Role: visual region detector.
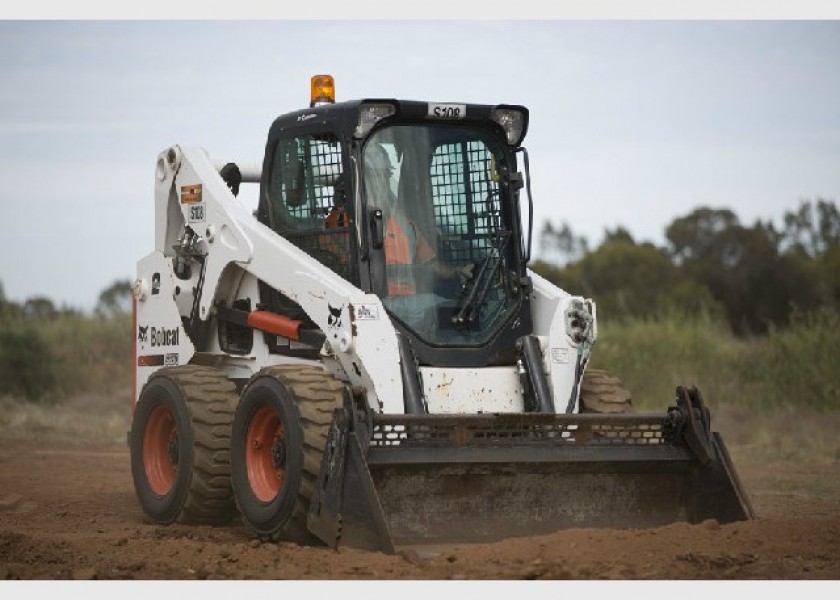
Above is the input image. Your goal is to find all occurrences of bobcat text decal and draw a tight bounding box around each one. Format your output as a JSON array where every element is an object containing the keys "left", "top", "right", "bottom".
[{"left": 138, "top": 326, "right": 180, "bottom": 347}]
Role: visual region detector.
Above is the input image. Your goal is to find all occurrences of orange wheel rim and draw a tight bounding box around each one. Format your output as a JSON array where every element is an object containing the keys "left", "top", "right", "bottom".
[
  {"left": 246, "top": 405, "right": 285, "bottom": 502},
  {"left": 143, "top": 404, "right": 178, "bottom": 495}
]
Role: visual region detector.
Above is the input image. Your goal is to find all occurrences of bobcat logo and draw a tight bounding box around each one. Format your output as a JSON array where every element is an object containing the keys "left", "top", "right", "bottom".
[
  {"left": 327, "top": 304, "right": 342, "bottom": 328},
  {"left": 138, "top": 325, "right": 149, "bottom": 342}
]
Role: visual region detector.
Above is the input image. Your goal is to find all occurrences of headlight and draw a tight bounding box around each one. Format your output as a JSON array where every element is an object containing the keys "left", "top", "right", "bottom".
[{"left": 490, "top": 107, "right": 527, "bottom": 146}]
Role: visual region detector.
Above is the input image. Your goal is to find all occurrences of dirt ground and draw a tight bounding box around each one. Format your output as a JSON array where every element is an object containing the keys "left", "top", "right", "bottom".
[{"left": 0, "top": 396, "right": 839, "bottom": 582}]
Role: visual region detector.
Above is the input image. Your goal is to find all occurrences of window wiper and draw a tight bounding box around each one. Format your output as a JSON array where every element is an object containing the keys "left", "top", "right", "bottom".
[{"left": 451, "top": 231, "right": 510, "bottom": 329}]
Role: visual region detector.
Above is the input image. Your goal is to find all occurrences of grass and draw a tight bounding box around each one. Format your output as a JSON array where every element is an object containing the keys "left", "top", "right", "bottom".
[
  {"left": 0, "top": 312, "right": 132, "bottom": 402},
  {"left": 589, "top": 309, "right": 840, "bottom": 466},
  {"left": 590, "top": 307, "right": 840, "bottom": 413},
  {"left": 4, "top": 308, "right": 837, "bottom": 413},
  {"left": 749, "top": 307, "right": 840, "bottom": 411},
  {"left": 1, "top": 308, "right": 838, "bottom": 462},
  {"left": 0, "top": 392, "right": 131, "bottom": 446},
  {"left": 0, "top": 311, "right": 133, "bottom": 445},
  {"left": 589, "top": 312, "right": 744, "bottom": 412}
]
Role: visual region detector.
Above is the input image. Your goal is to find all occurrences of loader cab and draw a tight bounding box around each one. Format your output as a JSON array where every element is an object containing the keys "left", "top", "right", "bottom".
[{"left": 258, "top": 97, "right": 534, "bottom": 367}]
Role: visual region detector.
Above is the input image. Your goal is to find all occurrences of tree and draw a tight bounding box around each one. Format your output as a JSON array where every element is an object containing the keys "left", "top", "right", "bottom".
[
  {"left": 23, "top": 296, "right": 56, "bottom": 319},
  {"left": 665, "top": 207, "right": 740, "bottom": 264},
  {"left": 533, "top": 234, "right": 722, "bottom": 321},
  {"left": 538, "top": 220, "right": 589, "bottom": 264},
  {"left": 666, "top": 208, "right": 822, "bottom": 334},
  {"left": 781, "top": 198, "right": 840, "bottom": 257},
  {"left": 96, "top": 279, "right": 133, "bottom": 317},
  {"left": 815, "top": 198, "right": 840, "bottom": 252},
  {"left": 817, "top": 244, "right": 840, "bottom": 308},
  {"left": 0, "top": 280, "right": 22, "bottom": 320},
  {"left": 601, "top": 226, "right": 635, "bottom": 246}
]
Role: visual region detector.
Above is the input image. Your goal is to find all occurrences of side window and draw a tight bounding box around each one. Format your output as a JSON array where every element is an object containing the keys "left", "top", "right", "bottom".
[
  {"left": 266, "top": 132, "right": 353, "bottom": 282},
  {"left": 430, "top": 140, "right": 501, "bottom": 265},
  {"left": 268, "top": 133, "right": 345, "bottom": 232}
]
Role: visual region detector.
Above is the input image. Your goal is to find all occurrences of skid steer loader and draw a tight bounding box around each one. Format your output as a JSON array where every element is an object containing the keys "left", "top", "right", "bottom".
[{"left": 129, "top": 75, "right": 753, "bottom": 552}]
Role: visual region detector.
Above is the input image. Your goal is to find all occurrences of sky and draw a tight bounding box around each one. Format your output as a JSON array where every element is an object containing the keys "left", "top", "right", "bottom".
[{"left": 1, "top": 16, "right": 839, "bottom": 310}]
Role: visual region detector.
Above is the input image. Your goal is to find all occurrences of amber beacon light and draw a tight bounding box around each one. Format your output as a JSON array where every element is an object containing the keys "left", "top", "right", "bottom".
[{"left": 310, "top": 74, "right": 336, "bottom": 107}]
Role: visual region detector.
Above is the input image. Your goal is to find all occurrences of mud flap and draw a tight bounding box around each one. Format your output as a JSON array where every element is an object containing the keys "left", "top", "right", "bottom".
[{"left": 308, "top": 390, "right": 754, "bottom": 553}]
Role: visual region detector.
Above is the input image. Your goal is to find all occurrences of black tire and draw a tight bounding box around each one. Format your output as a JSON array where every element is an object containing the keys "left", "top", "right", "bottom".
[
  {"left": 578, "top": 368, "right": 634, "bottom": 414},
  {"left": 129, "top": 365, "right": 238, "bottom": 525},
  {"left": 230, "top": 365, "right": 344, "bottom": 543}
]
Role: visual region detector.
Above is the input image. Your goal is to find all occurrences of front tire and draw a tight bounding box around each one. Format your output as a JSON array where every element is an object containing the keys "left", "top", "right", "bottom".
[
  {"left": 231, "top": 365, "right": 344, "bottom": 544},
  {"left": 129, "top": 366, "right": 238, "bottom": 525}
]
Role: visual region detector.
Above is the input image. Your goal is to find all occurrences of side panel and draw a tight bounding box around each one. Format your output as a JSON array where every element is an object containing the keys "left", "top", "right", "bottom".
[
  {"left": 528, "top": 269, "right": 595, "bottom": 414},
  {"left": 133, "top": 251, "right": 196, "bottom": 408}
]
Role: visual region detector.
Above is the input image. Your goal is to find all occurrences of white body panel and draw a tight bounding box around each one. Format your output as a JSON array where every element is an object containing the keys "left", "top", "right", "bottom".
[
  {"left": 421, "top": 366, "right": 524, "bottom": 413},
  {"left": 528, "top": 269, "right": 597, "bottom": 414},
  {"left": 134, "top": 252, "right": 196, "bottom": 403}
]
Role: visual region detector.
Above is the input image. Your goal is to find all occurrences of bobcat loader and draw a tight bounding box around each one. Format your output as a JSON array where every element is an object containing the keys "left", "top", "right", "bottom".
[{"left": 129, "top": 75, "right": 753, "bottom": 552}]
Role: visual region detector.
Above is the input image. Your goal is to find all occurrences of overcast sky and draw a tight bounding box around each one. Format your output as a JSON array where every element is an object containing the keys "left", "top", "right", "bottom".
[{"left": 1, "top": 19, "right": 838, "bottom": 310}]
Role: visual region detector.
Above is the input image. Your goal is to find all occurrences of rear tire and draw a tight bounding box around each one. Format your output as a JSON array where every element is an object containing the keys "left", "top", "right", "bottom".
[
  {"left": 129, "top": 366, "right": 238, "bottom": 525},
  {"left": 579, "top": 368, "right": 634, "bottom": 414},
  {"left": 230, "top": 365, "right": 344, "bottom": 543}
]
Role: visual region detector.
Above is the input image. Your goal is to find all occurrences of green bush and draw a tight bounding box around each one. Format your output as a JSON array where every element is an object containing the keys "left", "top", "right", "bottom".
[
  {"left": 2, "top": 295, "right": 837, "bottom": 417},
  {"left": 590, "top": 308, "right": 840, "bottom": 412},
  {"left": 589, "top": 311, "right": 744, "bottom": 411},
  {"left": 40, "top": 312, "right": 132, "bottom": 397},
  {"left": 0, "top": 312, "right": 131, "bottom": 403},
  {"left": 0, "top": 323, "right": 57, "bottom": 401},
  {"left": 746, "top": 307, "right": 840, "bottom": 410}
]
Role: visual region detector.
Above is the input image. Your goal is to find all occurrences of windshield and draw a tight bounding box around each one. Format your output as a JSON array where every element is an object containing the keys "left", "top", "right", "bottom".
[{"left": 364, "top": 124, "right": 519, "bottom": 347}]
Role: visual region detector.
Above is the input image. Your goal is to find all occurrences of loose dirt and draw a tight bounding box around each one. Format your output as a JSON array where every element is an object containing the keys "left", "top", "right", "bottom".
[{"left": 0, "top": 397, "right": 839, "bottom": 581}]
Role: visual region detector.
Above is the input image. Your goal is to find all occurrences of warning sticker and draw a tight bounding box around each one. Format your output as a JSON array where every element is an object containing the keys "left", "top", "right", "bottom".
[
  {"left": 551, "top": 348, "right": 570, "bottom": 364},
  {"left": 181, "top": 184, "right": 202, "bottom": 204},
  {"left": 353, "top": 304, "right": 379, "bottom": 320}
]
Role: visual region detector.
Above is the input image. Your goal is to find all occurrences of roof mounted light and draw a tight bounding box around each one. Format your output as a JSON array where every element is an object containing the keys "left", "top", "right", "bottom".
[
  {"left": 490, "top": 106, "right": 527, "bottom": 146},
  {"left": 310, "top": 74, "right": 335, "bottom": 107},
  {"left": 354, "top": 102, "right": 396, "bottom": 138}
]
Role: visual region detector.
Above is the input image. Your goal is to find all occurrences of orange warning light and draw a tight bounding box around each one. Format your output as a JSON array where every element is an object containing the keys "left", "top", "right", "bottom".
[{"left": 310, "top": 74, "right": 335, "bottom": 107}]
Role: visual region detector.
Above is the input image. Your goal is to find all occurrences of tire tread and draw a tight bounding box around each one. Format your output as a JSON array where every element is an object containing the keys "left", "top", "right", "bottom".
[
  {"left": 153, "top": 365, "right": 238, "bottom": 524},
  {"left": 578, "top": 368, "right": 634, "bottom": 414},
  {"left": 247, "top": 365, "right": 344, "bottom": 543}
]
